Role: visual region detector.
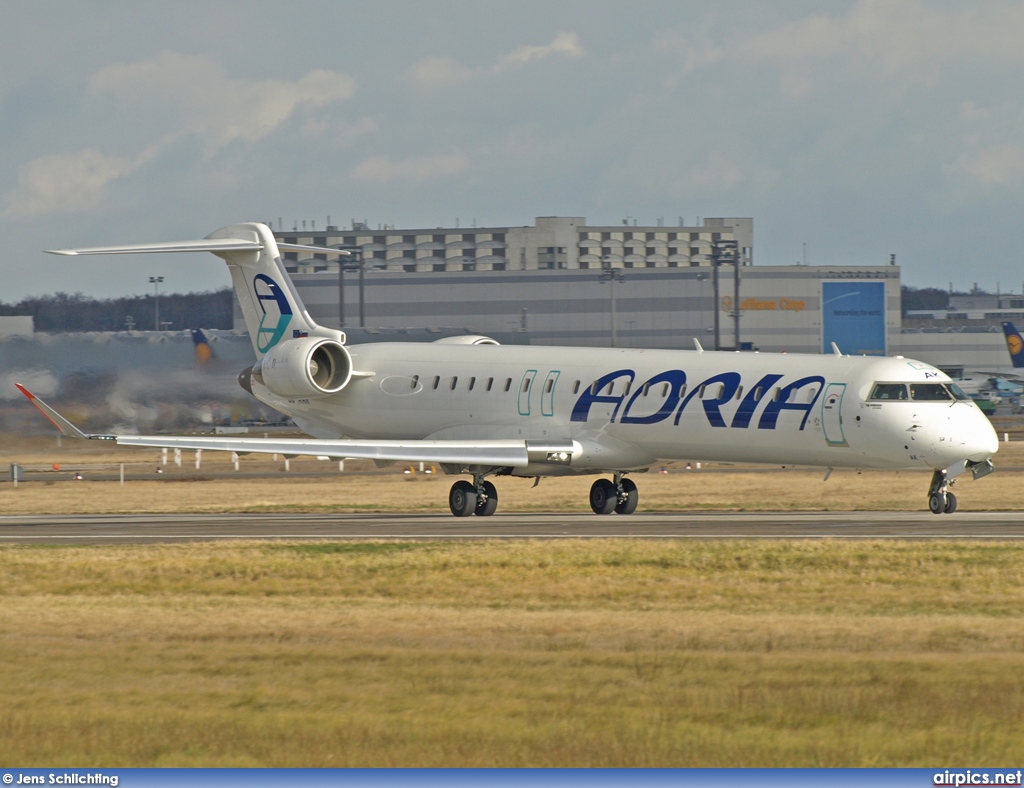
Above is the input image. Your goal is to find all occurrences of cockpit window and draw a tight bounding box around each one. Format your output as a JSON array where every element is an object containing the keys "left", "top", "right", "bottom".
[
  {"left": 910, "top": 383, "right": 952, "bottom": 401},
  {"left": 947, "top": 383, "right": 970, "bottom": 401},
  {"left": 870, "top": 383, "right": 908, "bottom": 400}
]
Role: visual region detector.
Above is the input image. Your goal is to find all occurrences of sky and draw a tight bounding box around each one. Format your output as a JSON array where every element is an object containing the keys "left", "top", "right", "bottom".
[{"left": 3, "top": 0, "right": 1024, "bottom": 301}]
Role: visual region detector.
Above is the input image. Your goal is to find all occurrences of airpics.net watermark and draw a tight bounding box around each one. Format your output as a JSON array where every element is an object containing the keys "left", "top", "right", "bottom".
[
  {"left": 3, "top": 776, "right": 118, "bottom": 787},
  {"left": 935, "top": 771, "right": 1024, "bottom": 786}
]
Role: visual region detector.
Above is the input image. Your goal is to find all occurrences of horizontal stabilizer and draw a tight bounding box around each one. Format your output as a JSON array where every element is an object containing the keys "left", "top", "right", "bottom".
[
  {"left": 46, "top": 239, "right": 350, "bottom": 257},
  {"left": 45, "top": 239, "right": 264, "bottom": 256}
]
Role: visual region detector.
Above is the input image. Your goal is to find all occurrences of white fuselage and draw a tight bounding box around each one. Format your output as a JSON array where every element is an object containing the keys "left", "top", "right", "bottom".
[{"left": 248, "top": 343, "right": 998, "bottom": 475}]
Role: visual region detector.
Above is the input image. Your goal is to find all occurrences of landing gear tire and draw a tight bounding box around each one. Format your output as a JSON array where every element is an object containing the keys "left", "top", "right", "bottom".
[
  {"left": 449, "top": 480, "right": 477, "bottom": 517},
  {"left": 928, "top": 492, "right": 946, "bottom": 515},
  {"left": 474, "top": 480, "right": 498, "bottom": 517},
  {"left": 615, "top": 478, "right": 639, "bottom": 515},
  {"left": 590, "top": 479, "right": 617, "bottom": 515},
  {"left": 944, "top": 492, "right": 958, "bottom": 514}
]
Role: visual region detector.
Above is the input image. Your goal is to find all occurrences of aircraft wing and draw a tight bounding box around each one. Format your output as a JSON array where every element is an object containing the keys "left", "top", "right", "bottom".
[
  {"left": 16, "top": 384, "right": 575, "bottom": 468},
  {"left": 962, "top": 370, "right": 1024, "bottom": 385}
]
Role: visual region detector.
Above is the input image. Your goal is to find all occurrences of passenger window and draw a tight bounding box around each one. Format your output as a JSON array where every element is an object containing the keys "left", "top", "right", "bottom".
[
  {"left": 432, "top": 376, "right": 440, "bottom": 390},
  {"left": 486, "top": 377, "right": 494, "bottom": 391},
  {"left": 605, "top": 381, "right": 614, "bottom": 394},
  {"left": 573, "top": 380, "right": 581, "bottom": 394},
  {"left": 698, "top": 385, "right": 706, "bottom": 399},
  {"left": 735, "top": 386, "right": 744, "bottom": 401},
  {"left": 545, "top": 379, "right": 554, "bottom": 393},
  {"left": 754, "top": 386, "right": 763, "bottom": 400},
  {"left": 870, "top": 383, "right": 908, "bottom": 401},
  {"left": 910, "top": 383, "right": 952, "bottom": 401},
  {"left": 450, "top": 377, "right": 458, "bottom": 390},
  {"left": 623, "top": 381, "right": 631, "bottom": 396},
  {"left": 591, "top": 382, "right": 598, "bottom": 395},
  {"left": 522, "top": 378, "right": 531, "bottom": 393},
  {"left": 772, "top": 387, "right": 781, "bottom": 402},
  {"left": 642, "top": 383, "right": 650, "bottom": 397},
  {"left": 411, "top": 375, "right": 419, "bottom": 389},
  {"left": 468, "top": 377, "right": 476, "bottom": 391},
  {"left": 505, "top": 378, "right": 512, "bottom": 392}
]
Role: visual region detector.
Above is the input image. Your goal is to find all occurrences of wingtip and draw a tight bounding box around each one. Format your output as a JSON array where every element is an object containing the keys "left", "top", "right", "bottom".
[
  {"left": 45, "top": 249, "right": 78, "bottom": 256},
  {"left": 14, "top": 382, "right": 32, "bottom": 399}
]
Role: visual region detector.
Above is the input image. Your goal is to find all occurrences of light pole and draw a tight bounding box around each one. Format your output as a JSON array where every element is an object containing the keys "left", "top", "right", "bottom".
[
  {"left": 149, "top": 276, "right": 164, "bottom": 331},
  {"left": 599, "top": 263, "right": 625, "bottom": 347}
]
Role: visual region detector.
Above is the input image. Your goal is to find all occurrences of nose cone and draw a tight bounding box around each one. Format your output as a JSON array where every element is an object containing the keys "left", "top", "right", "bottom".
[{"left": 964, "top": 408, "right": 999, "bottom": 462}]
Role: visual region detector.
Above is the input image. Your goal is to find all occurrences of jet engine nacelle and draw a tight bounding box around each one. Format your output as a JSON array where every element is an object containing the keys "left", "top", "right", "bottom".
[{"left": 251, "top": 338, "right": 353, "bottom": 399}]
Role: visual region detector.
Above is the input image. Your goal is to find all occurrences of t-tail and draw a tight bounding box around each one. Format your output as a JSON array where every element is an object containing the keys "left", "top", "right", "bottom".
[
  {"left": 47, "top": 223, "right": 356, "bottom": 398},
  {"left": 1001, "top": 321, "right": 1024, "bottom": 368}
]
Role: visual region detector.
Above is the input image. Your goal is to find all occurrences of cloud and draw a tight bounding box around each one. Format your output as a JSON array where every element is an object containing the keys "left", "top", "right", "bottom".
[
  {"left": 661, "top": 1, "right": 1024, "bottom": 95},
  {"left": 951, "top": 144, "right": 1024, "bottom": 187},
  {"left": 351, "top": 152, "right": 469, "bottom": 185},
  {"left": 407, "top": 56, "right": 474, "bottom": 91},
  {"left": 3, "top": 147, "right": 153, "bottom": 220},
  {"left": 407, "top": 32, "right": 583, "bottom": 92},
  {"left": 3, "top": 53, "right": 357, "bottom": 220},
  {"left": 494, "top": 32, "right": 583, "bottom": 72},
  {"left": 88, "top": 53, "right": 356, "bottom": 152}
]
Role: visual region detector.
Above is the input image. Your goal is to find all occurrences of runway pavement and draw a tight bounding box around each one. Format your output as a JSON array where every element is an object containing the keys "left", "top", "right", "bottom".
[{"left": 0, "top": 510, "right": 1022, "bottom": 543}]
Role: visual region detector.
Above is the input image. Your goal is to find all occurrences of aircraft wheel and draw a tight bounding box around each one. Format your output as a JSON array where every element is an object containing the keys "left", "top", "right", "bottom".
[
  {"left": 944, "top": 492, "right": 958, "bottom": 514},
  {"left": 589, "top": 478, "right": 617, "bottom": 515},
  {"left": 928, "top": 492, "right": 946, "bottom": 515},
  {"left": 449, "top": 480, "right": 477, "bottom": 517},
  {"left": 474, "top": 481, "right": 498, "bottom": 516},
  {"left": 615, "top": 478, "right": 639, "bottom": 515}
]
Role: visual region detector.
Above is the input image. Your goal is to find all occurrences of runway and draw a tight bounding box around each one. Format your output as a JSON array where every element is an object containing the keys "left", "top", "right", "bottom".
[{"left": 0, "top": 510, "right": 1022, "bottom": 542}]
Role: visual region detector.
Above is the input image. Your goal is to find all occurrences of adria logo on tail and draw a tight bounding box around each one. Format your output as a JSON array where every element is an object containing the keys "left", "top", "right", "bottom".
[{"left": 253, "top": 274, "right": 293, "bottom": 352}]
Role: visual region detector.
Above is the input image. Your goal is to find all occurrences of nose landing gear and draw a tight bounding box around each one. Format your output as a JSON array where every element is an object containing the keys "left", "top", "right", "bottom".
[
  {"left": 927, "top": 470, "right": 957, "bottom": 515},
  {"left": 589, "top": 473, "right": 639, "bottom": 515}
]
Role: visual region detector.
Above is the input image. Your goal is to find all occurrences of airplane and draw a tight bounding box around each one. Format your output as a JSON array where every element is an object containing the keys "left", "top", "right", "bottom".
[
  {"left": 961, "top": 321, "right": 1024, "bottom": 385},
  {"left": 19, "top": 222, "right": 999, "bottom": 516}
]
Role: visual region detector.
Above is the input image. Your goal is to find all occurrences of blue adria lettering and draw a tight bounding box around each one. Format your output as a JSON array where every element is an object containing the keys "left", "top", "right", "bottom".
[{"left": 570, "top": 369, "right": 826, "bottom": 431}]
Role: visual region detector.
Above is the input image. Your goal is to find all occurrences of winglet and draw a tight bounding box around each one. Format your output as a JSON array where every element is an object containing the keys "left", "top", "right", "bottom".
[{"left": 15, "top": 384, "right": 114, "bottom": 441}]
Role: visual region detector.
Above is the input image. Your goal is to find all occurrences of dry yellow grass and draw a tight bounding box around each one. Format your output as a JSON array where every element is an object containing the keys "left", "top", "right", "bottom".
[{"left": 1, "top": 540, "right": 1023, "bottom": 766}]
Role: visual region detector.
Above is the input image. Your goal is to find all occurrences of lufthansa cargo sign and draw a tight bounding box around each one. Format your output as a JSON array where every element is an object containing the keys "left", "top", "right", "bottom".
[{"left": 721, "top": 296, "right": 807, "bottom": 312}]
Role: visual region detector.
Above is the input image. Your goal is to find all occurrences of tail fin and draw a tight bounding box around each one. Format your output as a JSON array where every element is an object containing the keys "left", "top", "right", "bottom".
[
  {"left": 47, "top": 222, "right": 349, "bottom": 359},
  {"left": 191, "top": 329, "right": 215, "bottom": 365},
  {"left": 1002, "top": 322, "right": 1024, "bottom": 368}
]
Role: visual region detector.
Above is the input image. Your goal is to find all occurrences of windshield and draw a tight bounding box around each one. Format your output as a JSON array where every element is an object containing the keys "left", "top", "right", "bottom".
[
  {"left": 910, "top": 383, "right": 952, "bottom": 401},
  {"left": 870, "top": 382, "right": 965, "bottom": 402},
  {"left": 870, "top": 383, "right": 908, "bottom": 400}
]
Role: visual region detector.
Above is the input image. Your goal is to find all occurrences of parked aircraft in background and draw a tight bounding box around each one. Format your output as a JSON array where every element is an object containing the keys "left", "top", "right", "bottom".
[
  {"left": 21, "top": 223, "right": 998, "bottom": 516},
  {"left": 954, "top": 321, "right": 1024, "bottom": 400}
]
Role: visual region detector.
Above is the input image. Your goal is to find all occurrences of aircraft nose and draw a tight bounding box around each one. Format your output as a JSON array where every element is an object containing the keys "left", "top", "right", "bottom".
[{"left": 964, "top": 410, "right": 999, "bottom": 461}]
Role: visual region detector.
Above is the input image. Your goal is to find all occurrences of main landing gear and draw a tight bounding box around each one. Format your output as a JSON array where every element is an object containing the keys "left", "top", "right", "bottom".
[
  {"left": 449, "top": 476, "right": 498, "bottom": 517},
  {"left": 927, "top": 469, "right": 958, "bottom": 515},
  {"left": 589, "top": 474, "right": 638, "bottom": 515}
]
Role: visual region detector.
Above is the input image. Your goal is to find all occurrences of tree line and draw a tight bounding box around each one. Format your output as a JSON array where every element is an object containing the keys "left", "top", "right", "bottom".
[{"left": 0, "top": 289, "right": 234, "bottom": 332}]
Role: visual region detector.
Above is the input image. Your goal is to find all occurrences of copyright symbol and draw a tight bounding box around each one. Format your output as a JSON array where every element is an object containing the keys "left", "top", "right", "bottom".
[{"left": 3, "top": 774, "right": 13, "bottom": 784}]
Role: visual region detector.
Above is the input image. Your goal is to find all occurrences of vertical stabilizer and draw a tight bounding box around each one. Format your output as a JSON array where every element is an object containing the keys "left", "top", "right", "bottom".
[
  {"left": 1002, "top": 322, "right": 1024, "bottom": 368},
  {"left": 206, "top": 223, "right": 344, "bottom": 359}
]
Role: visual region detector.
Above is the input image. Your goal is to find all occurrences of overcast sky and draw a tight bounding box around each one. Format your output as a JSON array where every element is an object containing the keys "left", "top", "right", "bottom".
[{"left": 4, "top": 0, "right": 1024, "bottom": 300}]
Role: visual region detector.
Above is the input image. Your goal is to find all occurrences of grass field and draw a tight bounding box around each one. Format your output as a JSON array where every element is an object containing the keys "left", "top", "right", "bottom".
[{"left": 2, "top": 539, "right": 1024, "bottom": 766}]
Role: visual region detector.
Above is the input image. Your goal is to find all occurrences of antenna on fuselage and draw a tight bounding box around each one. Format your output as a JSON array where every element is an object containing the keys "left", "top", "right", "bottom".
[
  {"left": 831, "top": 342, "right": 842, "bottom": 356},
  {"left": 694, "top": 338, "right": 704, "bottom": 353}
]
